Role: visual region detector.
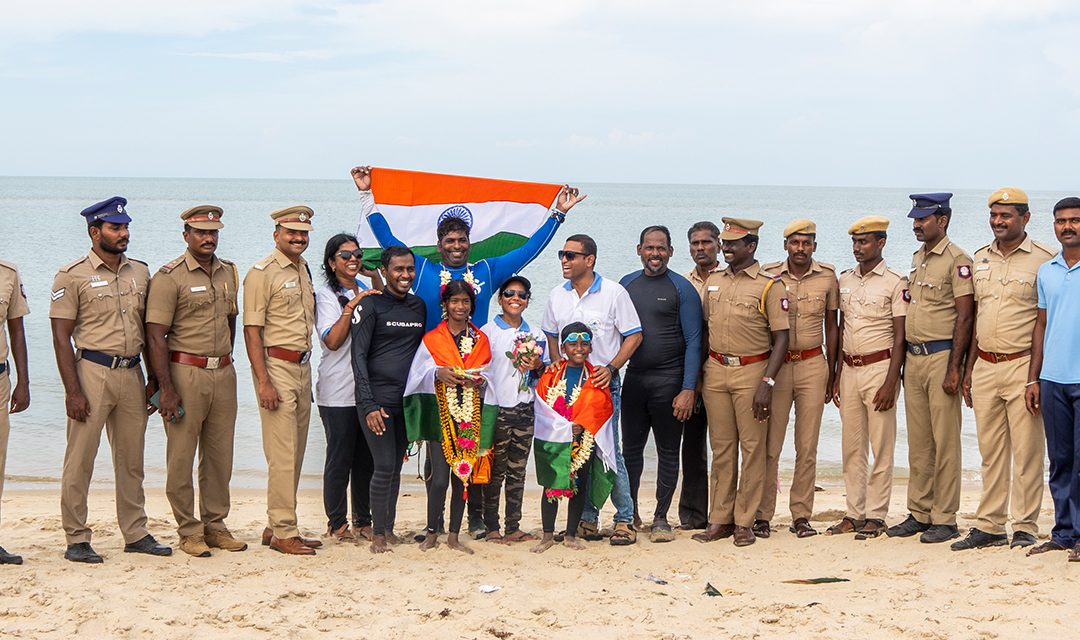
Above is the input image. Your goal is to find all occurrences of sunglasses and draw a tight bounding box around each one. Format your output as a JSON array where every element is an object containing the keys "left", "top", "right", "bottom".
[
  {"left": 562, "top": 332, "right": 592, "bottom": 344},
  {"left": 558, "top": 250, "right": 592, "bottom": 261},
  {"left": 336, "top": 249, "right": 364, "bottom": 260},
  {"left": 501, "top": 289, "right": 530, "bottom": 300}
]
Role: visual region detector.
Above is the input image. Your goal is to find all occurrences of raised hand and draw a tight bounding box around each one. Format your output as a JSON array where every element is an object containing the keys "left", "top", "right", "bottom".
[
  {"left": 351, "top": 165, "right": 373, "bottom": 192},
  {"left": 555, "top": 185, "right": 588, "bottom": 213}
]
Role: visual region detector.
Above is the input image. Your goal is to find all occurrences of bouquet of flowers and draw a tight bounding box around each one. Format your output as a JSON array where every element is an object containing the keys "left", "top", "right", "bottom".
[{"left": 505, "top": 331, "right": 542, "bottom": 392}]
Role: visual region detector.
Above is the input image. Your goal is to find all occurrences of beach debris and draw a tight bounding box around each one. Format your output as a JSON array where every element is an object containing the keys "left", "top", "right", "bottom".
[
  {"left": 439, "top": 608, "right": 451, "bottom": 618},
  {"left": 487, "top": 629, "right": 513, "bottom": 639},
  {"left": 782, "top": 577, "right": 851, "bottom": 585},
  {"left": 643, "top": 574, "right": 668, "bottom": 585},
  {"left": 479, "top": 585, "right": 501, "bottom": 593},
  {"left": 703, "top": 582, "right": 723, "bottom": 597}
]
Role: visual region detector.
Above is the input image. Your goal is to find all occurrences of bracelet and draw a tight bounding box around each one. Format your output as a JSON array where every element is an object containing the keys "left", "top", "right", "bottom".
[
  {"left": 550, "top": 208, "right": 566, "bottom": 223},
  {"left": 1025, "top": 381, "right": 1039, "bottom": 387}
]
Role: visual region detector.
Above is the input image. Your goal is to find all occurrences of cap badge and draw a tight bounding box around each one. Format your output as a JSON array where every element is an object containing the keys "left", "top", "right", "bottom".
[
  {"left": 117, "top": 204, "right": 124, "bottom": 213},
  {"left": 207, "top": 212, "right": 216, "bottom": 220},
  {"left": 1001, "top": 191, "right": 1009, "bottom": 200},
  {"left": 298, "top": 213, "right": 309, "bottom": 222}
]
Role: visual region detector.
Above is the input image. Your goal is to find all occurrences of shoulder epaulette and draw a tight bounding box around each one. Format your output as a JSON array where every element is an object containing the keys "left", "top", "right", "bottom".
[
  {"left": 59, "top": 256, "right": 88, "bottom": 273},
  {"left": 130, "top": 258, "right": 148, "bottom": 266},
  {"left": 1032, "top": 240, "right": 1057, "bottom": 257},
  {"left": 762, "top": 261, "right": 783, "bottom": 272},
  {"left": 0, "top": 259, "right": 17, "bottom": 272},
  {"left": 840, "top": 267, "right": 854, "bottom": 275},
  {"left": 158, "top": 255, "right": 185, "bottom": 274},
  {"left": 817, "top": 261, "right": 836, "bottom": 272},
  {"left": 758, "top": 269, "right": 779, "bottom": 279},
  {"left": 974, "top": 242, "right": 992, "bottom": 255},
  {"left": 885, "top": 267, "right": 905, "bottom": 279},
  {"left": 252, "top": 255, "right": 273, "bottom": 271}
]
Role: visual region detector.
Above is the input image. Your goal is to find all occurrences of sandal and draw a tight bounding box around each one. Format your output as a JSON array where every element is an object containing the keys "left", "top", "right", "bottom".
[
  {"left": 577, "top": 521, "right": 603, "bottom": 542},
  {"left": 752, "top": 520, "right": 772, "bottom": 539},
  {"left": 825, "top": 517, "right": 864, "bottom": 536},
  {"left": 788, "top": 518, "right": 818, "bottom": 538},
  {"left": 855, "top": 519, "right": 885, "bottom": 540},
  {"left": 610, "top": 522, "right": 637, "bottom": 546},
  {"left": 1028, "top": 540, "right": 1067, "bottom": 557},
  {"left": 328, "top": 524, "right": 358, "bottom": 544}
]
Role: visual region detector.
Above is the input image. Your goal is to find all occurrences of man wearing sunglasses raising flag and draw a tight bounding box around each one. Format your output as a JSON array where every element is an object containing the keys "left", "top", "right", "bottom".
[{"left": 542, "top": 234, "right": 642, "bottom": 545}]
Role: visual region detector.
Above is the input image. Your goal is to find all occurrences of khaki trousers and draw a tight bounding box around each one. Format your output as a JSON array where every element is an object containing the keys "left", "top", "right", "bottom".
[
  {"left": 759, "top": 354, "right": 827, "bottom": 522},
  {"left": 971, "top": 357, "right": 1044, "bottom": 535},
  {"left": 702, "top": 358, "right": 768, "bottom": 528},
  {"left": 839, "top": 359, "right": 898, "bottom": 521},
  {"left": 903, "top": 349, "right": 961, "bottom": 525},
  {"left": 256, "top": 357, "right": 312, "bottom": 539},
  {"left": 164, "top": 362, "right": 238, "bottom": 537},
  {"left": 0, "top": 373, "right": 9, "bottom": 525},
  {"left": 60, "top": 360, "right": 149, "bottom": 545}
]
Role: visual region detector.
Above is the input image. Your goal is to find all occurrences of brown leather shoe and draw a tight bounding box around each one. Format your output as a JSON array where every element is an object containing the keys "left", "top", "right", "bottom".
[
  {"left": 299, "top": 536, "right": 322, "bottom": 549},
  {"left": 262, "top": 527, "right": 321, "bottom": 549},
  {"left": 261, "top": 527, "right": 273, "bottom": 546},
  {"left": 854, "top": 519, "right": 885, "bottom": 540},
  {"left": 269, "top": 536, "right": 316, "bottom": 555},
  {"left": 692, "top": 523, "right": 735, "bottom": 543},
  {"left": 752, "top": 519, "right": 771, "bottom": 539},
  {"left": 178, "top": 534, "right": 211, "bottom": 558},
  {"left": 205, "top": 528, "right": 248, "bottom": 552},
  {"left": 733, "top": 525, "right": 756, "bottom": 547},
  {"left": 825, "top": 517, "right": 864, "bottom": 536}
]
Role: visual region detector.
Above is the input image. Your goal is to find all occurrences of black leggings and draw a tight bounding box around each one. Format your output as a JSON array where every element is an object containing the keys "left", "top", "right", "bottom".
[
  {"left": 426, "top": 442, "right": 466, "bottom": 534},
  {"left": 621, "top": 372, "right": 684, "bottom": 522},
  {"left": 541, "top": 454, "right": 594, "bottom": 534},
  {"left": 319, "top": 406, "right": 374, "bottom": 530},
  {"left": 360, "top": 406, "right": 408, "bottom": 536}
]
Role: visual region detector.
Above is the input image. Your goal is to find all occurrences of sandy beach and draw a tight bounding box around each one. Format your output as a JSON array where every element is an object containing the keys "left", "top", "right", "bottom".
[{"left": 0, "top": 479, "right": 1075, "bottom": 639}]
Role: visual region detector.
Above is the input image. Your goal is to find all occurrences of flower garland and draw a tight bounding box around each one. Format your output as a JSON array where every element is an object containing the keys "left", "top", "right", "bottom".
[
  {"left": 439, "top": 265, "right": 484, "bottom": 296},
  {"left": 434, "top": 327, "right": 485, "bottom": 498},
  {"left": 543, "top": 367, "right": 594, "bottom": 502}
]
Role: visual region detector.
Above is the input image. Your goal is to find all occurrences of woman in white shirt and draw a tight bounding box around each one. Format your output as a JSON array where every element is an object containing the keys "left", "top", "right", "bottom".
[{"left": 316, "top": 233, "right": 381, "bottom": 542}]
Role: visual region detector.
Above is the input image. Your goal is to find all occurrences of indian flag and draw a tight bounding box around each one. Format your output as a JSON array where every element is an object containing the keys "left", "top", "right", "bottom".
[
  {"left": 357, "top": 167, "right": 563, "bottom": 266},
  {"left": 403, "top": 322, "right": 497, "bottom": 448},
  {"left": 533, "top": 362, "right": 617, "bottom": 508}
]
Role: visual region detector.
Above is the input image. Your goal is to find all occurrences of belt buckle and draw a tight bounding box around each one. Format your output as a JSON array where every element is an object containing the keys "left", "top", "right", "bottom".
[
  {"left": 850, "top": 355, "right": 864, "bottom": 366},
  {"left": 911, "top": 344, "right": 924, "bottom": 355},
  {"left": 994, "top": 353, "right": 1008, "bottom": 363},
  {"left": 113, "top": 356, "right": 131, "bottom": 369},
  {"left": 205, "top": 356, "right": 221, "bottom": 369},
  {"left": 299, "top": 351, "right": 311, "bottom": 365},
  {"left": 721, "top": 355, "right": 738, "bottom": 367},
  {"left": 789, "top": 351, "right": 802, "bottom": 361}
]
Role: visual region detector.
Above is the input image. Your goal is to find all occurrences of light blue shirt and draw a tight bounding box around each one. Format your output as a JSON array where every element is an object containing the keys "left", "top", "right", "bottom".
[{"left": 1037, "top": 253, "right": 1080, "bottom": 384}]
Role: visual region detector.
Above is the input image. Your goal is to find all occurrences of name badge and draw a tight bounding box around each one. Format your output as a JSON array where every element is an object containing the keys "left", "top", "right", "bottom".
[
  {"left": 283, "top": 281, "right": 298, "bottom": 289},
  {"left": 839, "top": 288, "right": 850, "bottom": 294},
  {"left": 190, "top": 285, "right": 207, "bottom": 292},
  {"left": 975, "top": 264, "right": 990, "bottom": 271},
  {"left": 707, "top": 285, "right": 719, "bottom": 292},
  {"left": 90, "top": 280, "right": 109, "bottom": 288}
]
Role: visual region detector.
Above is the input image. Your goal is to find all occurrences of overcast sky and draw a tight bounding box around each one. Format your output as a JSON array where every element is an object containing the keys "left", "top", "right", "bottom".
[{"left": 2, "top": 0, "right": 1079, "bottom": 188}]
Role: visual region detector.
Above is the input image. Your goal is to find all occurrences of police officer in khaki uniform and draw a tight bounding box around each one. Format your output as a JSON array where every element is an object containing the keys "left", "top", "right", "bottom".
[
  {"left": 0, "top": 260, "right": 30, "bottom": 565},
  {"left": 758, "top": 220, "right": 838, "bottom": 539},
  {"left": 692, "top": 217, "right": 789, "bottom": 548},
  {"left": 243, "top": 206, "right": 320, "bottom": 556},
  {"left": 826, "top": 216, "right": 907, "bottom": 539},
  {"left": 50, "top": 197, "right": 172, "bottom": 563},
  {"left": 886, "top": 193, "right": 975, "bottom": 543},
  {"left": 679, "top": 221, "right": 722, "bottom": 530},
  {"left": 146, "top": 206, "right": 248, "bottom": 557},
  {"left": 952, "top": 187, "right": 1054, "bottom": 551}
]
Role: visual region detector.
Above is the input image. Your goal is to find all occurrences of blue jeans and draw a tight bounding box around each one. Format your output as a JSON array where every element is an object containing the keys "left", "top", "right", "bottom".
[
  {"left": 1041, "top": 380, "right": 1080, "bottom": 547},
  {"left": 583, "top": 373, "right": 634, "bottom": 525}
]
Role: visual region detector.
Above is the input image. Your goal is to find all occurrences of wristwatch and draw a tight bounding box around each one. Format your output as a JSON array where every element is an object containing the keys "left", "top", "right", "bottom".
[
  {"left": 550, "top": 208, "right": 566, "bottom": 223},
  {"left": 761, "top": 376, "right": 775, "bottom": 387},
  {"left": 606, "top": 364, "right": 619, "bottom": 377}
]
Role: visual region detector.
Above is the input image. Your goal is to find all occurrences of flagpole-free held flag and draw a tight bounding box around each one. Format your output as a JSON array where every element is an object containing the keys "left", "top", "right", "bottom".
[
  {"left": 356, "top": 168, "right": 563, "bottom": 267},
  {"left": 532, "top": 361, "right": 617, "bottom": 508}
]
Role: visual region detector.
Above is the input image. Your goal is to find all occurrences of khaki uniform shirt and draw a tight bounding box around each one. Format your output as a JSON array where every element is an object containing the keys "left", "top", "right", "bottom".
[
  {"left": 838, "top": 260, "right": 908, "bottom": 354},
  {"left": 242, "top": 248, "right": 315, "bottom": 352},
  {"left": 49, "top": 252, "right": 150, "bottom": 356},
  {"left": 972, "top": 236, "right": 1055, "bottom": 354},
  {"left": 763, "top": 259, "right": 839, "bottom": 351},
  {"left": 146, "top": 251, "right": 239, "bottom": 357},
  {"left": 905, "top": 235, "right": 974, "bottom": 343},
  {"left": 703, "top": 261, "right": 789, "bottom": 356},
  {"left": 0, "top": 260, "right": 30, "bottom": 361},
  {"left": 685, "top": 265, "right": 721, "bottom": 299}
]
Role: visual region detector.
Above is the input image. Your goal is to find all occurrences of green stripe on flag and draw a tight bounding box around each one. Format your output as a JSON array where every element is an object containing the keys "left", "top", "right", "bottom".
[
  {"left": 361, "top": 231, "right": 529, "bottom": 269},
  {"left": 480, "top": 403, "right": 497, "bottom": 451},
  {"left": 588, "top": 463, "right": 616, "bottom": 511},
  {"left": 404, "top": 393, "right": 442, "bottom": 443},
  {"left": 533, "top": 440, "right": 571, "bottom": 490}
]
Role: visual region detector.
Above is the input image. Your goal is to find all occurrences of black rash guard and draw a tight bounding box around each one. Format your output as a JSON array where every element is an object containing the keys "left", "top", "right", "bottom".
[
  {"left": 350, "top": 291, "right": 427, "bottom": 416},
  {"left": 619, "top": 269, "right": 702, "bottom": 389}
]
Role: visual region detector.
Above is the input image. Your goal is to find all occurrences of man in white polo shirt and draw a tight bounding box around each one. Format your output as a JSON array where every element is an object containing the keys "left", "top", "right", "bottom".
[{"left": 542, "top": 233, "right": 642, "bottom": 545}]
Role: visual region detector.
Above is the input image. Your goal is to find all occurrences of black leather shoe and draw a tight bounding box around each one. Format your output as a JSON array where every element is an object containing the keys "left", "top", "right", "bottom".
[
  {"left": 885, "top": 514, "right": 931, "bottom": 538},
  {"left": 65, "top": 542, "right": 103, "bottom": 564},
  {"left": 1010, "top": 531, "right": 1037, "bottom": 549},
  {"left": 950, "top": 528, "right": 1007, "bottom": 550},
  {"left": 0, "top": 546, "right": 23, "bottom": 565},
  {"left": 752, "top": 520, "right": 771, "bottom": 539},
  {"left": 920, "top": 524, "right": 960, "bottom": 544},
  {"left": 124, "top": 534, "right": 173, "bottom": 556}
]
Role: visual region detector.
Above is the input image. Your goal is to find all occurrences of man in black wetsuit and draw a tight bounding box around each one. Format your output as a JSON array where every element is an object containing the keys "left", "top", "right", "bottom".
[
  {"left": 350, "top": 245, "right": 427, "bottom": 553},
  {"left": 619, "top": 225, "right": 703, "bottom": 542}
]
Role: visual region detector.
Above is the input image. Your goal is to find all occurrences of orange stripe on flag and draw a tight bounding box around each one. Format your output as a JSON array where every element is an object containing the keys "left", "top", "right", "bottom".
[{"left": 371, "top": 167, "right": 562, "bottom": 207}]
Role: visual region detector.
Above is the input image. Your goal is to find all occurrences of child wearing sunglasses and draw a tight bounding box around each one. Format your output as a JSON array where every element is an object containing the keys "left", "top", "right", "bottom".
[
  {"left": 477, "top": 276, "right": 548, "bottom": 543},
  {"left": 531, "top": 322, "right": 617, "bottom": 553}
]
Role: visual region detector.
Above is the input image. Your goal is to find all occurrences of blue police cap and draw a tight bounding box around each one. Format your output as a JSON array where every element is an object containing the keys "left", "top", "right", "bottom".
[
  {"left": 81, "top": 196, "right": 132, "bottom": 225},
  {"left": 907, "top": 192, "right": 953, "bottom": 219}
]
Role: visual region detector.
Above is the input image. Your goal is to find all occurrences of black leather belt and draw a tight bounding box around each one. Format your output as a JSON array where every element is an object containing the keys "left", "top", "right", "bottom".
[
  {"left": 0, "top": 361, "right": 6, "bottom": 375},
  {"left": 78, "top": 349, "right": 142, "bottom": 369},
  {"left": 906, "top": 340, "right": 952, "bottom": 356}
]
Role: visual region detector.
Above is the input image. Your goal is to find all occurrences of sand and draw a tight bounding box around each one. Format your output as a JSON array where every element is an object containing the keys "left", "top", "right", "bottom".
[{"left": 0, "top": 480, "right": 1076, "bottom": 639}]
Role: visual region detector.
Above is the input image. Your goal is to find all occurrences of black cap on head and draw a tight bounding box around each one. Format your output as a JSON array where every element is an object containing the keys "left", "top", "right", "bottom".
[
  {"left": 1053, "top": 196, "right": 1080, "bottom": 213},
  {"left": 498, "top": 274, "right": 531, "bottom": 295}
]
